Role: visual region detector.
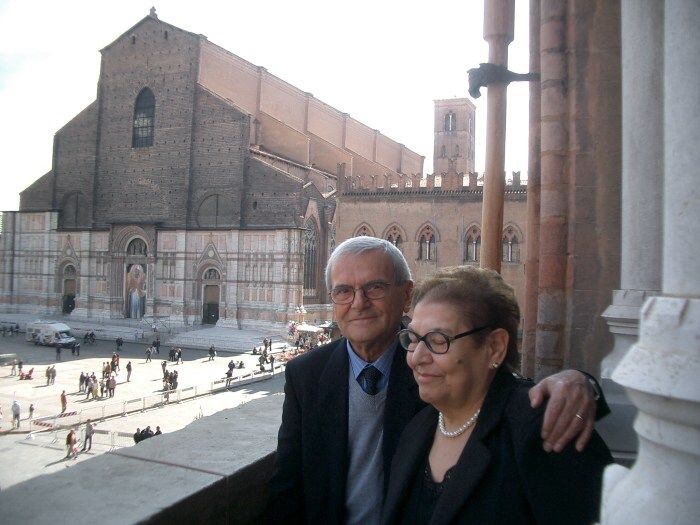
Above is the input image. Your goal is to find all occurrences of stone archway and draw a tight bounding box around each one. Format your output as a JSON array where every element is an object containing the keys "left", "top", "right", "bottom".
[
  {"left": 62, "top": 264, "right": 77, "bottom": 314},
  {"left": 202, "top": 268, "right": 221, "bottom": 324}
]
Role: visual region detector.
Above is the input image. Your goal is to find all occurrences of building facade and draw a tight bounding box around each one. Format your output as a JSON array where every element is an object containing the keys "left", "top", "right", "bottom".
[
  {"left": 0, "top": 12, "right": 423, "bottom": 327},
  {"left": 337, "top": 96, "right": 526, "bottom": 309}
]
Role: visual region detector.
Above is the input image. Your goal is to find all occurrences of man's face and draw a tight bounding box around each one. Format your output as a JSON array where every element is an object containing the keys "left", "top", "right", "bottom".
[{"left": 330, "top": 250, "right": 413, "bottom": 361}]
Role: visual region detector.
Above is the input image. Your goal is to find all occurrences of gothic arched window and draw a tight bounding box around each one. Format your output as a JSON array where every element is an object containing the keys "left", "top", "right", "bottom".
[
  {"left": 418, "top": 226, "right": 436, "bottom": 261},
  {"left": 132, "top": 88, "right": 155, "bottom": 148},
  {"left": 386, "top": 225, "right": 403, "bottom": 250},
  {"left": 355, "top": 224, "right": 372, "bottom": 237},
  {"left": 126, "top": 238, "right": 147, "bottom": 257},
  {"left": 444, "top": 112, "right": 456, "bottom": 132},
  {"left": 502, "top": 226, "right": 522, "bottom": 263},
  {"left": 303, "top": 219, "right": 318, "bottom": 295},
  {"left": 464, "top": 226, "right": 481, "bottom": 263}
]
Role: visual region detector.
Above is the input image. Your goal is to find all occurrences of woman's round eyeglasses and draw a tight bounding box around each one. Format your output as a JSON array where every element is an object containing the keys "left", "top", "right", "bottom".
[{"left": 397, "top": 325, "right": 492, "bottom": 354}]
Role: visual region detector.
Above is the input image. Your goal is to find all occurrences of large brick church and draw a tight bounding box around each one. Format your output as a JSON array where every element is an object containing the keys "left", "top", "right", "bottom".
[{"left": 0, "top": 11, "right": 526, "bottom": 327}]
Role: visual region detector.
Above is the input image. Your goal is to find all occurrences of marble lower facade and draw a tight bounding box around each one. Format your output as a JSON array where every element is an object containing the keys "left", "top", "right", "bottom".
[{"left": 0, "top": 211, "right": 332, "bottom": 328}]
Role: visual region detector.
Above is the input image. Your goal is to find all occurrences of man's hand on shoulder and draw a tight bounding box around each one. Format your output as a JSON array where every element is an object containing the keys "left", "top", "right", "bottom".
[{"left": 528, "top": 370, "right": 597, "bottom": 453}]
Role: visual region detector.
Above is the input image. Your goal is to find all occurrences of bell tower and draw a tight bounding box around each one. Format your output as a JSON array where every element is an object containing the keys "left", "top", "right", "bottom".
[{"left": 433, "top": 98, "right": 476, "bottom": 176}]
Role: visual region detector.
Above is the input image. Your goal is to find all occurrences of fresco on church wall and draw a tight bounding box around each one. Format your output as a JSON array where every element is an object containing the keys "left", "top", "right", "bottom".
[{"left": 125, "top": 264, "right": 146, "bottom": 319}]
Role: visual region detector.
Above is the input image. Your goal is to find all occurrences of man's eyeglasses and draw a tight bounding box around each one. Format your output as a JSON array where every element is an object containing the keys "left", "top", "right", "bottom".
[
  {"left": 329, "top": 281, "right": 392, "bottom": 304},
  {"left": 397, "top": 325, "right": 492, "bottom": 354}
]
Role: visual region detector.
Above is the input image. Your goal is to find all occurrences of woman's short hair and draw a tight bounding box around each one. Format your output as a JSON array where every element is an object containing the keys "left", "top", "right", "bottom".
[
  {"left": 325, "top": 237, "right": 412, "bottom": 289},
  {"left": 411, "top": 265, "right": 521, "bottom": 368}
]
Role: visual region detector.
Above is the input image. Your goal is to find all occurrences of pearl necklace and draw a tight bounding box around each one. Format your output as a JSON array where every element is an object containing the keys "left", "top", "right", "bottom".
[{"left": 438, "top": 408, "right": 481, "bottom": 438}]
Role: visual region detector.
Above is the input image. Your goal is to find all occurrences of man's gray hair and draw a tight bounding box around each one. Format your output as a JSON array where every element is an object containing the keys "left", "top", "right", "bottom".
[{"left": 325, "top": 236, "right": 412, "bottom": 289}]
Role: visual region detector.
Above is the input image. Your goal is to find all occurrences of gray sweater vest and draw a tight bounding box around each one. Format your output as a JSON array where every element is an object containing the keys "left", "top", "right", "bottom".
[{"left": 345, "top": 367, "right": 387, "bottom": 525}]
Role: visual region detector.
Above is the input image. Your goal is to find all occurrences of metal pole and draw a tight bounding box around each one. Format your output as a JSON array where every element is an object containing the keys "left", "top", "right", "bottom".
[{"left": 480, "top": 0, "right": 515, "bottom": 271}]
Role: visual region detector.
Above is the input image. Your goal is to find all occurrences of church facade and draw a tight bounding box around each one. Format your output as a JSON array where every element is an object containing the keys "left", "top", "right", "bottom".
[{"left": 0, "top": 12, "right": 423, "bottom": 327}]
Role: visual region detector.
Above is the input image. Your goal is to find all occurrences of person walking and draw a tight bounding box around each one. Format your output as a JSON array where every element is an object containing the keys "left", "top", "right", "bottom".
[
  {"left": 10, "top": 359, "right": 17, "bottom": 376},
  {"left": 46, "top": 366, "right": 51, "bottom": 386},
  {"left": 116, "top": 337, "right": 123, "bottom": 351},
  {"left": 55, "top": 344, "right": 62, "bottom": 361},
  {"left": 82, "top": 420, "right": 94, "bottom": 451},
  {"left": 66, "top": 429, "right": 78, "bottom": 459},
  {"left": 109, "top": 376, "right": 116, "bottom": 397},
  {"left": 126, "top": 361, "right": 132, "bottom": 382},
  {"left": 145, "top": 346, "right": 152, "bottom": 363},
  {"left": 50, "top": 365, "right": 56, "bottom": 385},
  {"left": 60, "top": 390, "right": 67, "bottom": 413},
  {"left": 11, "top": 400, "right": 21, "bottom": 429},
  {"left": 29, "top": 403, "right": 35, "bottom": 420}
]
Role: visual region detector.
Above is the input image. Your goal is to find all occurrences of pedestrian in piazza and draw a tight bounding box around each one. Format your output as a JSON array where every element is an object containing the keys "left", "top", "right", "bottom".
[
  {"left": 29, "top": 403, "right": 35, "bottom": 420},
  {"left": 10, "top": 359, "right": 17, "bottom": 376},
  {"left": 50, "top": 365, "right": 56, "bottom": 385},
  {"left": 60, "top": 390, "right": 67, "bottom": 414},
  {"left": 46, "top": 366, "right": 51, "bottom": 386},
  {"left": 126, "top": 361, "right": 132, "bottom": 382},
  {"left": 11, "top": 400, "right": 20, "bottom": 429},
  {"left": 154, "top": 336, "right": 160, "bottom": 354},
  {"left": 116, "top": 337, "right": 123, "bottom": 351},
  {"left": 55, "top": 344, "right": 62, "bottom": 361},
  {"left": 177, "top": 348, "right": 183, "bottom": 364},
  {"left": 65, "top": 429, "right": 78, "bottom": 459},
  {"left": 108, "top": 375, "right": 116, "bottom": 397},
  {"left": 79, "top": 372, "right": 85, "bottom": 392},
  {"left": 145, "top": 346, "right": 152, "bottom": 363},
  {"left": 82, "top": 420, "right": 95, "bottom": 451}
]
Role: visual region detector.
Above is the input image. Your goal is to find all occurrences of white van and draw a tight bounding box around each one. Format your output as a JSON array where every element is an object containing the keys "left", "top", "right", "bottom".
[{"left": 25, "top": 321, "right": 76, "bottom": 348}]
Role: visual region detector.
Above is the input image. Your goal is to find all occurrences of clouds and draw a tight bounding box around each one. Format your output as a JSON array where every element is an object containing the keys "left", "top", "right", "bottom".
[{"left": 0, "top": 0, "right": 530, "bottom": 211}]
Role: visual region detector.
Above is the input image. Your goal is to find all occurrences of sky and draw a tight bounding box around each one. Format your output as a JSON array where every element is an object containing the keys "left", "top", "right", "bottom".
[{"left": 0, "top": 0, "right": 531, "bottom": 211}]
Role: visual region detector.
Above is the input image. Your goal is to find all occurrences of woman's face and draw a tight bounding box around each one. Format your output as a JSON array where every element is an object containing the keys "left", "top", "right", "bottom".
[{"left": 406, "top": 300, "right": 496, "bottom": 411}]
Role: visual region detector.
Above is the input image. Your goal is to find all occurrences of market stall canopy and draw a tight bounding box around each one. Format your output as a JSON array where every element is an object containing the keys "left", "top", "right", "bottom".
[{"left": 294, "top": 323, "right": 323, "bottom": 333}]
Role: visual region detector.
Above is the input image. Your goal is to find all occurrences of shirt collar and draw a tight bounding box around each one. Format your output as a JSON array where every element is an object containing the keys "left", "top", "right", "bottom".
[{"left": 346, "top": 337, "right": 397, "bottom": 390}]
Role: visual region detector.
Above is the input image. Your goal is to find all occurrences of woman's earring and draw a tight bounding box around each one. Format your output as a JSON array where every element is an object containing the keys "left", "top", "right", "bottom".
[{"left": 490, "top": 362, "right": 500, "bottom": 370}]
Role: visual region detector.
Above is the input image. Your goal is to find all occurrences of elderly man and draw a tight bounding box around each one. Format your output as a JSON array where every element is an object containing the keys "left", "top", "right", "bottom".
[{"left": 268, "top": 237, "right": 607, "bottom": 524}]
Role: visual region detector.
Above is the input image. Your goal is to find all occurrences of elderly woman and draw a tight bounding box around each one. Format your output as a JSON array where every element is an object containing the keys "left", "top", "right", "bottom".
[{"left": 382, "top": 266, "right": 612, "bottom": 525}]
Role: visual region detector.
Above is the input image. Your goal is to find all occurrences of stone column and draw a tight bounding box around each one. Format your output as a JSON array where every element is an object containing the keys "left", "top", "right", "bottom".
[
  {"left": 598, "top": 0, "right": 664, "bottom": 459},
  {"left": 520, "top": 0, "right": 540, "bottom": 379},
  {"left": 480, "top": 0, "right": 514, "bottom": 271},
  {"left": 602, "top": 1, "right": 700, "bottom": 523},
  {"left": 601, "top": 0, "right": 663, "bottom": 377}
]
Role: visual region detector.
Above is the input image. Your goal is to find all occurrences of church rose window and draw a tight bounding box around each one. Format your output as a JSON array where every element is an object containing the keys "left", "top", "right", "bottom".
[{"left": 132, "top": 88, "right": 155, "bottom": 148}]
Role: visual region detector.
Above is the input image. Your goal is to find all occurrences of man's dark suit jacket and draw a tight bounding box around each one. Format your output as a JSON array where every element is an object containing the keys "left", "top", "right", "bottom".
[
  {"left": 381, "top": 369, "right": 613, "bottom": 525},
  {"left": 266, "top": 337, "right": 425, "bottom": 524}
]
